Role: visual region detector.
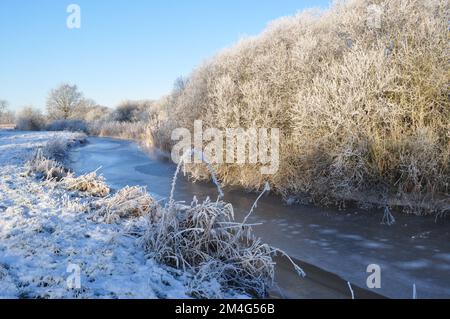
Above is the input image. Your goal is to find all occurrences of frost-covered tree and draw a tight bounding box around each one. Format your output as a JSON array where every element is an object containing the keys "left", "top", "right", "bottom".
[
  {"left": 46, "top": 84, "right": 85, "bottom": 120},
  {"left": 0, "top": 99, "right": 8, "bottom": 114},
  {"left": 0, "top": 100, "right": 14, "bottom": 124}
]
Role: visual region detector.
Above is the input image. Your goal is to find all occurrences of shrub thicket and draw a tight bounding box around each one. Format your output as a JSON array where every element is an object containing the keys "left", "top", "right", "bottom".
[
  {"left": 144, "top": 0, "right": 449, "bottom": 214},
  {"left": 15, "top": 107, "right": 46, "bottom": 131}
]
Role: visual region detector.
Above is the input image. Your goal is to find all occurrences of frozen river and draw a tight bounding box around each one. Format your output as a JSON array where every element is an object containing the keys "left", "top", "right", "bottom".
[{"left": 70, "top": 137, "right": 450, "bottom": 299}]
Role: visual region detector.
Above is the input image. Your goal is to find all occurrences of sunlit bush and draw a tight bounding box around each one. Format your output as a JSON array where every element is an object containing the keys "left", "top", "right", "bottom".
[
  {"left": 109, "top": 100, "right": 155, "bottom": 123},
  {"left": 152, "top": 0, "right": 449, "bottom": 214},
  {"left": 15, "top": 107, "right": 46, "bottom": 131}
]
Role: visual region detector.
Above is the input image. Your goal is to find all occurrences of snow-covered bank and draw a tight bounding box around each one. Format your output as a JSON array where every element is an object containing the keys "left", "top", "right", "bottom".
[
  {"left": 71, "top": 136, "right": 450, "bottom": 299},
  {"left": 0, "top": 131, "right": 193, "bottom": 298}
]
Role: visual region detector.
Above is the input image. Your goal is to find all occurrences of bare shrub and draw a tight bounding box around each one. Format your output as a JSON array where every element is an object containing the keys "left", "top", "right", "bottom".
[
  {"left": 0, "top": 100, "right": 14, "bottom": 125},
  {"left": 94, "top": 186, "right": 161, "bottom": 223},
  {"left": 15, "top": 107, "right": 46, "bottom": 131}
]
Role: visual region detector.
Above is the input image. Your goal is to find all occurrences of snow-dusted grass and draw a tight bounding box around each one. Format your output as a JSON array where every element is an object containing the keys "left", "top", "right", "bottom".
[
  {"left": 0, "top": 131, "right": 193, "bottom": 299},
  {"left": 24, "top": 134, "right": 87, "bottom": 181},
  {"left": 0, "top": 130, "right": 281, "bottom": 299},
  {"left": 94, "top": 186, "right": 160, "bottom": 224},
  {"left": 141, "top": 196, "right": 277, "bottom": 298},
  {"left": 140, "top": 154, "right": 304, "bottom": 298}
]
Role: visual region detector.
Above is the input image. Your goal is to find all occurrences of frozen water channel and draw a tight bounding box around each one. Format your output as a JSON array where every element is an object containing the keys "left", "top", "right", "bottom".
[{"left": 70, "top": 137, "right": 450, "bottom": 299}]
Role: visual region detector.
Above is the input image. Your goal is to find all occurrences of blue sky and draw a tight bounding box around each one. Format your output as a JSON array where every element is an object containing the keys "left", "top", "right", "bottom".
[{"left": 0, "top": 0, "right": 330, "bottom": 111}]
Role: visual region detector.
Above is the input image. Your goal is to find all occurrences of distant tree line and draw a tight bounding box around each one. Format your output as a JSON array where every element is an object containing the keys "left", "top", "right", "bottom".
[{"left": 10, "top": 83, "right": 158, "bottom": 132}]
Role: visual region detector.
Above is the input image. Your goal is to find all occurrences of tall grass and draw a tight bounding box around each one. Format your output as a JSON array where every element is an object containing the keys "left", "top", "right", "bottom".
[
  {"left": 25, "top": 134, "right": 297, "bottom": 298},
  {"left": 140, "top": 160, "right": 303, "bottom": 298}
]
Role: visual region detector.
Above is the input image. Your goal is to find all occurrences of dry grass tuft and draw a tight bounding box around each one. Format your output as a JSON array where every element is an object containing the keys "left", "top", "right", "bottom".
[
  {"left": 63, "top": 172, "right": 110, "bottom": 198},
  {"left": 94, "top": 186, "right": 161, "bottom": 223},
  {"left": 140, "top": 196, "right": 282, "bottom": 298},
  {"left": 26, "top": 149, "right": 68, "bottom": 181},
  {"left": 140, "top": 0, "right": 449, "bottom": 215},
  {"left": 89, "top": 121, "right": 149, "bottom": 141},
  {"left": 140, "top": 162, "right": 304, "bottom": 298},
  {"left": 26, "top": 134, "right": 87, "bottom": 181}
]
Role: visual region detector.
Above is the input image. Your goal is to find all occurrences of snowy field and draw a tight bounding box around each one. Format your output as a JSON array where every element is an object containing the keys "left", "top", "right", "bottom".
[{"left": 0, "top": 131, "right": 197, "bottom": 299}]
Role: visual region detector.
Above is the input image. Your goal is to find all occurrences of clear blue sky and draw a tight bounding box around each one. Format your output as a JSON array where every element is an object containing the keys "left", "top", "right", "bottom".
[{"left": 0, "top": 0, "right": 330, "bottom": 111}]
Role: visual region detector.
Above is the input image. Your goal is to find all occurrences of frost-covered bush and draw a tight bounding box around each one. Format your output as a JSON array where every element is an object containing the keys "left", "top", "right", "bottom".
[
  {"left": 25, "top": 133, "right": 87, "bottom": 181},
  {"left": 109, "top": 100, "right": 154, "bottom": 123},
  {"left": 87, "top": 98, "right": 170, "bottom": 151},
  {"left": 109, "top": 102, "right": 140, "bottom": 122},
  {"left": 46, "top": 119, "right": 88, "bottom": 133},
  {"left": 83, "top": 105, "right": 111, "bottom": 122},
  {"left": 139, "top": 194, "right": 303, "bottom": 298},
  {"left": 140, "top": 197, "right": 270, "bottom": 297},
  {"left": 148, "top": 0, "right": 449, "bottom": 214},
  {"left": 15, "top": 107, "right": 46, "bottom": 131},
  {"left": 88, "top": 120, "right": 149, "bottom": 142},
  {"left": 63, "top": 172, "right": 110, "bottom": 197}
]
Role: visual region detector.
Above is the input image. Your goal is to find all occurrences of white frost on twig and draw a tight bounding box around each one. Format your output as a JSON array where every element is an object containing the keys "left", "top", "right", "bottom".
[{"left": 347, "top": 282, "right": 355, "bottom": 299}]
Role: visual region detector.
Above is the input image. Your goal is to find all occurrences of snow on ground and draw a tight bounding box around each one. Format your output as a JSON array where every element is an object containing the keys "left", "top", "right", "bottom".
[{"left": 0, "top": 131, "right": 193, "bottom": 299}]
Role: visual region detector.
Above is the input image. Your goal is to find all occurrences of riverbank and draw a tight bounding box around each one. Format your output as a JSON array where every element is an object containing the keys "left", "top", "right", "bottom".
[
  {"left": 0, "top": 131, "right": 247, "bottom": 298},
  {"left": 2, "top": 130, "right": 313, "bottom": 299},
  {"left": 69, "top": 136, "right": 450, "bottom": 299},
  {"left": 84, "top": 0, "right": 449, "bottom": 217}
]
